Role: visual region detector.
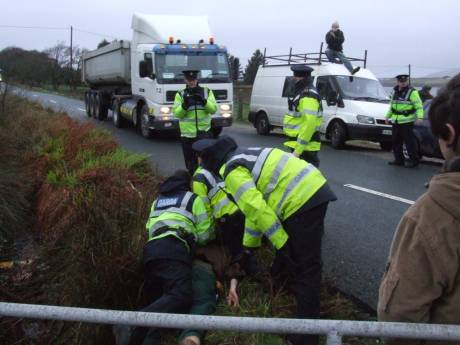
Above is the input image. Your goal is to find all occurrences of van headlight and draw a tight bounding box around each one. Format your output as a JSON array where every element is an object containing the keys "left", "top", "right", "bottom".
[
  {"left": 222, "top": 113, "right": 232, "bottom": 118},
  {"left": 160, "top": 106, "right": 171, "bottom": 115},
  {"left": 220, "top": 104, "right": 232, "bottom": 112},
  {"left": 357, "top": 115, "right": 375, "bottom": 124}
]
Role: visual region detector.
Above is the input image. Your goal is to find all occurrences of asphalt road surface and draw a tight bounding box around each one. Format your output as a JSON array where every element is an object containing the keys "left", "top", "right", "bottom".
[{"left": 11, "top": 87, "right": 442, "bottom": 309}]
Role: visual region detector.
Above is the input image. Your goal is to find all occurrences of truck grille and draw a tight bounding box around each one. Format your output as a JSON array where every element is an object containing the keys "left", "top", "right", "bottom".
[{"left": 166, "top": 89, "right": 228, "bottom": 102}]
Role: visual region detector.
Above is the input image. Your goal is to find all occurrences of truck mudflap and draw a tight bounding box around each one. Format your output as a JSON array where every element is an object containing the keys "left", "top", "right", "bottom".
[
  {"left": 211, "top": 116, "right": 233, "bottom": 128},
  {"left": 148, "top": 117, "right": 179, "bottom": 131}
]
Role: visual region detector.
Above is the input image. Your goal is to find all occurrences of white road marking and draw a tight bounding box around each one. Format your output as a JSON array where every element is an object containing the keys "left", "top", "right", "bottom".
[
  {"left": 344, "top": 184, "right": 415, "bottom": 205},
  {"left": 49, "top": 100, "right": 57, "bottom": 104},
  {"left": 78, "top": 108, "right": 85, "bottom": 112}
]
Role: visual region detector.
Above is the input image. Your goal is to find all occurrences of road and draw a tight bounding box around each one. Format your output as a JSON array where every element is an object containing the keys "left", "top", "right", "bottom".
[{"left": 11, "top": 87, "right": 441, "bottom": 309}]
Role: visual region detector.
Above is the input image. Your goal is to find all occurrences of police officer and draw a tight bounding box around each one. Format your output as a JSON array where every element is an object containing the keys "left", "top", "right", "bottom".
[
  {"left": 192, "top": 136, "right": 336, "bottom": 345},
  {"left": 173, "top": 70, "right": 218, "bottom": 174},
  {"left": 386, "top": 74, "right": 424, "bottom": 168},
  {"left": 283, "top": 65, "right": 322, "bottom": 167},
  {"left": 113, "top": 170, "right": 213, "bottom": 345}
]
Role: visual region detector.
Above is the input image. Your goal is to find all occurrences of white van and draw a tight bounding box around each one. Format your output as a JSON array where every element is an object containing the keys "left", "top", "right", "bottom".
[{"left": 248, "top": 61, "right": 393, "bottom": 150}]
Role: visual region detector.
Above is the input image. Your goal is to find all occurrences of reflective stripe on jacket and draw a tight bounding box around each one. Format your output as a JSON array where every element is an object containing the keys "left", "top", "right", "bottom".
[
  {"left": 220, "top": 147, "right": 327, "bottom": 249},
  {"left": 145, "top": 191, "right": 213, "bottom": 250},
  {"left": 283, "top": 87, "right": 322, "bottom": 154},
  {"left": 386, "top": 87, "right": 424, "bottom": 124},
  {"left": 172, "top": 86, "right": 217, "bottom": 138},
  {"left": 192, "top": 166, "right": 239, "bottom": 220}
]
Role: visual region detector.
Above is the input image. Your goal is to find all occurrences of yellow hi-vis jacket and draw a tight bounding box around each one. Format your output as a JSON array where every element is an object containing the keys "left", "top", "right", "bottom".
[
  {"left": 283, "top": 87, "right": 322, "bottom": 155},
  {"left": 146, "top": 190, "right": 213, "bottom": 251},
  {"left": 192, "top": 166, "right": 239, "bottom": 221},
  {"left": 173, "top": 86, "right": 217, "bottom": 138},
  {"left": 386, "top": 86, "right": 424, "bottom": 124},
  {"left": 219, "top": 148, "right": 327, "bottom": 250}
]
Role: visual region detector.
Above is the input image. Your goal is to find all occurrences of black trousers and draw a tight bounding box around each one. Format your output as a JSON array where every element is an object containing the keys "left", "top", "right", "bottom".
[
  {"left": 181, "top": 131, "right": 212, "bottom": 174},
  {"left": 130, "top": 258, "right": 193, "bottom": 345},
  {"left": 299, "top": 151, "right": 320, "bottom": 168},
  {"left": 271, "top": 203, "right": 328, "bottom": 345},
  {"left": 392, "top": 122, "right": 419, "bottom": 163}
]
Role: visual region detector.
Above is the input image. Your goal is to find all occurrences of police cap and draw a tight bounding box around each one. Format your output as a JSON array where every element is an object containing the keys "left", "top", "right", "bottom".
[
  {"left": 291, "top": 65, "right": 314, "bottom": 77},
  {"left": 183, "top": 70, "right": 200, "bottom": 80},
  {"left": 396, "top": 74, "right": 409, "bottom": 82},
  {"left": 192, "top": 138, "right": 217, "bottom": 153}
]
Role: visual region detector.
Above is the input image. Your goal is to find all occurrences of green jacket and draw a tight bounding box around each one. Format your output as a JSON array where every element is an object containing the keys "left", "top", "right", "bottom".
[
  {"left": 283, "top": 87, "right": 322, "bottom": 154},
  {"left": 146, "top": 190, "right": 213, "bottom": 251},
  {"left": 386, "top": 86, "right": 424, "bottom": 124},
  {"left": 193, "top": 166, "right": 239, "bottom": 221},
  {"left": 173, "top": 86, "right": 217, "bottom": 138},
  {"left": 219, "top": 148, "right": 327, "bottom": 250}
]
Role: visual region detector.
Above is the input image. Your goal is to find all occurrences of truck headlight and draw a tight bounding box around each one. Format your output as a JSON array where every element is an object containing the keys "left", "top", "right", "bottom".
[
  {"left": 219, "top": 104, "right": 231, "bottom": 112},
  {"left": 160, "top": 106, "right": 171, "bottom": 115},
  {"left": 222, "top": 113, "right": 232, "bottom": 118},
  {"left": 357, "top": 115, "right": 375, "bottom": 124}
]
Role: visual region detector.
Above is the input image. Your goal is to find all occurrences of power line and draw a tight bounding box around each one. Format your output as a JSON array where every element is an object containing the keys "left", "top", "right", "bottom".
[
  {"left": 0, "top": 24, "right": 67, "bottom": 30},
  {"left": 73, "top": 27, "right": 121, "bottom": 40}
]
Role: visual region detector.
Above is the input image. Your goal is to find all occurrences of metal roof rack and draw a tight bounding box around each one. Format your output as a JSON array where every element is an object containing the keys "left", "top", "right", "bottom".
[{"left": 262, "top": 42, "right": 368, "bottom": 68}]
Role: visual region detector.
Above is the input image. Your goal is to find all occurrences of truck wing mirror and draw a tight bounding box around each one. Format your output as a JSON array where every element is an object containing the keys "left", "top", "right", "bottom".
[
  {"left": 139, "top": 61, "right": 148, "bottom": 78},
  {"left": 326, "top": 90, "right": 338, "bottom": 106}
]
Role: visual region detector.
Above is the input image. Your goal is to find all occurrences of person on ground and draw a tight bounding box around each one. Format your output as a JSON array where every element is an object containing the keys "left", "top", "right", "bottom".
[
  {"left": 419, "top": 84, "right": 434, "bottom": 103},
  {"left": 325, "top": 21, "right": 360, "bottom": 75},
  {"left": 283, "top": 65, "right": 323, "bottom": 167},
  {"left": 173, "top": 70, "right": 217, "bottom": 174},
  {"left": 192, "top": 135, "right": 336, "bottom": 345},
  {"left": 113, "top": 170, "right": 213, "bottom": 345},
  {"left": 378, "top": 73, "right": 460, "bottom": 344},
  {"left": 385, "top": 74, "right": 424, "bottom": 168}
]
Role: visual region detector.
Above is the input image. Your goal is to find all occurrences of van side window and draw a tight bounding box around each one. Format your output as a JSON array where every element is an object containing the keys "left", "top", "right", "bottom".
[{"left": 316, "top": 76, "right": 333, "bottom": 100}]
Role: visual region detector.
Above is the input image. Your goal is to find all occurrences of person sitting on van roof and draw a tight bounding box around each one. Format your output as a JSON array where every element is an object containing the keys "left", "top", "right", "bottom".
[
  {"left": 283, "top": 65, "right": 323, "bottom": 167},
  {"left": 325, "top": 21, "right": 360, "bottom": 75}
]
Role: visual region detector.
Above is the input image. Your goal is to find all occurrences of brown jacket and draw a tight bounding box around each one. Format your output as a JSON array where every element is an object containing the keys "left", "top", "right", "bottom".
[{"left": 378, "top": 164, "right": 460, "bottom": 344}]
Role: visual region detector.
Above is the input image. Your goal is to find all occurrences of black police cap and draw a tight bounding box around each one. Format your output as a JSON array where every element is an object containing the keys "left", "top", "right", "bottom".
[
  {"left": 192, "top": 138, "right": 217, "bottom": 153},
  {"left": 291, "top": 64, "right": 314, "bottom": 77},
  {"left": 396, "top": 74, "right": 409, "bottom": 81},
  {"left": 183, "top": 70, "right": 200, "bottom": 80}
]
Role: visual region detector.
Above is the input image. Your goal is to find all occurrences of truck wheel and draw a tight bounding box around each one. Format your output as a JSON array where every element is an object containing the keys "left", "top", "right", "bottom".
[
  {"left": 140, "top": 105, "right": 152, "bottom": 139},
  {"left": 211, "top": 127, "right": 222, "bottom": 138},
  {"left": 379, "top": 141, "right": 392, "bottom": 151},
  {"left": 90, "top": 93, "right": 97, "bottom": 118},
  {"left": 112, "top": 100, "right": 125, "bottom": 128},
  {"left": 330, "top": 121, "right": 347, "bottom": 149},
  {"left": 99, "top": 95, "right": 109, "bottom": 121},
  {"left": 255, "top": 112, "right": 270, "bottom": 135},
  {"left": 85, "top": 92, "right": 91, "bottom": 117}
]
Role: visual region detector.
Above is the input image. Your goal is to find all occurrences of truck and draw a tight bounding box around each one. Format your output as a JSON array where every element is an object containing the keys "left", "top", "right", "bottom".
[
  {"left": 81, "top": 13, "right": 233, "bottom": 138},
  {"left": 249, "top": 47, "right": 392, "bottom": 150}
]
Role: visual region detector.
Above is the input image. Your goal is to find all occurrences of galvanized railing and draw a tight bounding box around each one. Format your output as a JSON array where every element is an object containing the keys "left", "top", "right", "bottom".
[{"left": 1, "top": 302, "right": 460, "bottom": 345}]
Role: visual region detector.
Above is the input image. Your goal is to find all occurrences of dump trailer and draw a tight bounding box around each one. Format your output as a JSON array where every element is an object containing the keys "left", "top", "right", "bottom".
[{"left": 82, "top": 13, "right": 233, "bottom": 138}]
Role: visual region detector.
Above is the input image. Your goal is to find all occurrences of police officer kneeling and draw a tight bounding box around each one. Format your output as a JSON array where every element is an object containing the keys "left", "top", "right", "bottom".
[
  {"left": 113, "top": 170, "right": 213, "bottom": 345},
  {"left": 386, "top": 74, "right": 424, "bottom": 168},
  {"left": 173, "top": 70, "right": 218, "bottom": 174},
  {"left": 192, "top": 136, "right": 336, "bottom": 345}
]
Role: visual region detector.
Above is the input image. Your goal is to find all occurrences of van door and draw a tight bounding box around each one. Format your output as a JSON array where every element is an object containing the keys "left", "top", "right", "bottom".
[{"left": 316, "top": 76, "right": 338, "bottom": 134}]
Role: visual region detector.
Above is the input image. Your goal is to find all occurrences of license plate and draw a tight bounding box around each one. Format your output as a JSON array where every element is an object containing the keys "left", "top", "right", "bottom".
[
  {"left": 164, "top": 122, "right": 172, "bottom": 128},
  {"left": 382, "top": 129, "right": 392, "bottom": 135}
]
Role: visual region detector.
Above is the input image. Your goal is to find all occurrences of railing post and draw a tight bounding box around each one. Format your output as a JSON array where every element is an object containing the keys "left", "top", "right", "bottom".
[
  {"left": 326, "top": 331, "right": 342, "bottom": 345},
  {"left": 364, "top": 50, "right": 368, "bottom": 69},
  {"left": 319, "top": 42, "right": 324, "bottom": 64},
  {"left": 263, "top": 48, "right": 266, "bottom": 67},
  {"left": 288, "top": 47, "right": 292, "bottom": 65}
]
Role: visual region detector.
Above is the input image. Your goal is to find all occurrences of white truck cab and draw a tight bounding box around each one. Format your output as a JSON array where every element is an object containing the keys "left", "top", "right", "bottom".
[{"left": 249, "top": 50, "right": 392, "bottom": 150}]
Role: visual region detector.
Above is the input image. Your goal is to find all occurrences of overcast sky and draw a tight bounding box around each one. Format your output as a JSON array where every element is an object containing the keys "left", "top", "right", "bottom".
[{"left": 1, "top": 0, "right": 459, "bottom": 77}]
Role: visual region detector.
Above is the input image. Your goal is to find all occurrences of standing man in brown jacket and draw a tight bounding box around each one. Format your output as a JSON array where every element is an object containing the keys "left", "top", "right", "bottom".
[{"left": 378, "top": 73, "right": 460, "bottom": 344}]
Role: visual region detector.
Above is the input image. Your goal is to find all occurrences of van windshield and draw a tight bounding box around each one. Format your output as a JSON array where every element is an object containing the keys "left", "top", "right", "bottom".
[
  {"left": 334, "top": 76, "right": 389, "bottom": 102},
  {"left": 155, "top": 52, "right": 230, "bottom": 84}
]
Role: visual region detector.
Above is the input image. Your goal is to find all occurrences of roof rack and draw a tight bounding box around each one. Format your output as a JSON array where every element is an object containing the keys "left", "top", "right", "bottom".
[{"left": 262, "top": 42, "right": 368, "bottom": 68}]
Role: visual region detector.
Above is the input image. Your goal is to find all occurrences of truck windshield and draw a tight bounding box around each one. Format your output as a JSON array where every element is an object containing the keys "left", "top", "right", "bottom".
[
  {"left": 155, "top": 53, "right": 230, "bottom": 84},
  {"left": 334, "top": 75, "right": 389, "bottom": 103}
]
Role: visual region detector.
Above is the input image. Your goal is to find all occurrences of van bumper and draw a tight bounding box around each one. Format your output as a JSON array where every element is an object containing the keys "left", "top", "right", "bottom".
[
  {"left": 347, "top": 124, "right": 392, "bottom": 142},
  {"left": 212, "top": 116, "right": 233, "bottom": 128}
]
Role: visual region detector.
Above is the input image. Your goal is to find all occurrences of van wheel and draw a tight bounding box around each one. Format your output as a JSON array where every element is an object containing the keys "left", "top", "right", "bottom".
[
  {"left": 255, "top": 112, "right": 270, "bottom": 135},
  {"left": 330, "top": 121, "right": 347, "bottom": 149},
  {"left": 379, "top": 141, "right": 392, "bottom": 151}
]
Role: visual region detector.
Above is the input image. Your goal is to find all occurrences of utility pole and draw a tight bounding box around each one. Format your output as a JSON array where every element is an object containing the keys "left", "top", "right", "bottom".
[
  {"left": 408, "top": 64, "right": 411, "bottom": 85},
  {"left": 70, "top": 25, "right": 73, "bottom": 69}
]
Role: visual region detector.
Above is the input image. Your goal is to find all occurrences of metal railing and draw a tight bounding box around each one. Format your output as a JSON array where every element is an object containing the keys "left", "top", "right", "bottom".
[{"left": 2, "top": 302, "right": 460, "bottom": 345}]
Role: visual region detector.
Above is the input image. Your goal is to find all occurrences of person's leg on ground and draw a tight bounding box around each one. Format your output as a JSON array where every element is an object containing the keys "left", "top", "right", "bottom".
[
  {"left": 390, "top": 123, "right": 405, "bottom": 164},
  {"left": 181, "top": 137, "right": 198, "bottom": 174},
  {"left": 401, "top": 123, "right": 419, "bottom": 167}
]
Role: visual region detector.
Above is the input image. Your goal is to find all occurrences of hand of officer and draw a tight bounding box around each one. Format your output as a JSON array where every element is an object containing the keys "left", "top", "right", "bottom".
[
  {"left": 193, "top": 93, "right": 207, "bottom": 106},
  {"left": 292, "top": 151, "right": 300, "bottom": 158},
  {"left": 182, "top": 94, "right": 192, "bottom": 110},
  {"left": 415, "top": 119, "right": 423, "bottom": 125}
]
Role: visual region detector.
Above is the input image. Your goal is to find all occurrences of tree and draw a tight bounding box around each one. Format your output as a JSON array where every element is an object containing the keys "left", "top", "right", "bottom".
[
  {"left": 243, "top": 49, "right": 264, "bottom": 84},
  {"left": 228, "top": 54, "right": 241, "bottom": 82},
  {"left": 97, "top": 39, "right": 110, "bottom": 49}
]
